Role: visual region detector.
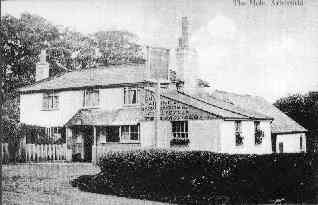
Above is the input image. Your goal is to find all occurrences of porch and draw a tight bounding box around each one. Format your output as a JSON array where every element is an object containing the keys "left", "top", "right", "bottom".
[
  {"left": 65, "top": 124, "right": 141, "bottom": 162},
  {"left": 65, "top": 107, "right": 143, "bottom": 162}
]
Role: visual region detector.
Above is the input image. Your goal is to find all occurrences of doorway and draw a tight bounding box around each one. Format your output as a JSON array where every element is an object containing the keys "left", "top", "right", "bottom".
[
  {"left": 83, "top": 126, "right": 93, "bottom": 162},
  {"left": 73, "top": 126, "right": 93, "bottom": 162}
]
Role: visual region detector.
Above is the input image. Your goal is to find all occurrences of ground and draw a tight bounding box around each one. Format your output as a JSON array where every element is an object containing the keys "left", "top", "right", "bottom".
[{"left": 3, "top": 163, "right": 171, "bottom": 205}]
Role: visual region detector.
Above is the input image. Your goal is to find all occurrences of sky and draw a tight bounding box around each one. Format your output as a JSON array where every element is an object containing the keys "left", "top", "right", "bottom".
[{"left": 2, "top": 0, "right": 318, "bottom": 102}]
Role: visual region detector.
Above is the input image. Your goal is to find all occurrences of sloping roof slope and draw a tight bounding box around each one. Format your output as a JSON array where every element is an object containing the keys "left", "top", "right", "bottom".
[
  {"left": 20, "top": 64, "right": 148, "bottom": 92},
  {"left": 162, "top": 91, "right": 272, "bottom": 120},
  {"left": 66, "top": 107, "right": 142, "bottom": 126},
  {"left": 211, "top": 90, "right": 307, "bottom": 134}
]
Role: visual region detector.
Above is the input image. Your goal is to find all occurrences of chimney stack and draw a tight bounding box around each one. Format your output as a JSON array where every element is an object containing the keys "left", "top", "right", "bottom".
[
  {"left": 181, "top": 16, "right": 189, "bottom": 48},
  {"left": 175, "top": 16, "right": 199, "bottom": 94},
  {"left": 36, "top": 49, "right": 50, "bottom": 81}
]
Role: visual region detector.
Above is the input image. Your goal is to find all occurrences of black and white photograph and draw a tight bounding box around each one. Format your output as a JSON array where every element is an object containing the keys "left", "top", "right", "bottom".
[{"left": 0, "top": 0, "right": 317, "bottom": 204}]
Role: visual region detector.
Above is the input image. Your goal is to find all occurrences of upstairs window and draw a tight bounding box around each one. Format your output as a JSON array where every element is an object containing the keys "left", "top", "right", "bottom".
[
  {"left": 254, "top": 121, "right": 264, "bottom": 145},
  {"left": 124, "top": 87, "right": 138, "bottom": 105},
  {"left": 235, "top": 121, "right": 243, "bottom": 146},
  {"left": 83, "top": 89, "right": 99, "bottom": 107},
  {"left": 42, "top": 92, "right": 59, "bottom": 110}
]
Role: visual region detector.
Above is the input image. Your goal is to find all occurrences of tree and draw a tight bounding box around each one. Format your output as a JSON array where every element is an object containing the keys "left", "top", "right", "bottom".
[
  {"left": 0, "top": 13, "right": 60, "bottom": 94},
  {"left": 274, "top": 93, "right": 318, "bottom": 131},
  {"left": 94, "top": 30, "right": 145, "bottom": 66}
]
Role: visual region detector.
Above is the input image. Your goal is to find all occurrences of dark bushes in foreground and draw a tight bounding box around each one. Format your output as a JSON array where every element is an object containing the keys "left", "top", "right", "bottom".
[{"left": 71, "top": 149, "right": 318, "bottom": 204}]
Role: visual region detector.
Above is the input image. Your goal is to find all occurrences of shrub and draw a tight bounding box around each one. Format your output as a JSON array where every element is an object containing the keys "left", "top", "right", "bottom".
[
  {"left": 72, "top": 150, "right": 318, "bottom": 204},
  {"left": 170, "top": 138, "right": 190, "bottom": 146}
]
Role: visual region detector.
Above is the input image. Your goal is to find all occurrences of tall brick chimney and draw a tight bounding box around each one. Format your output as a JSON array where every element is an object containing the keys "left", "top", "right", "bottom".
[
  {"left": 181, "top": 16, "right": 189, "bottom": 49},
  {"left": 175, "top": 17, "right": 198, "bottom": 94},
  {"left": 35, "top": 49, "right": 50, "bottom": 81}
]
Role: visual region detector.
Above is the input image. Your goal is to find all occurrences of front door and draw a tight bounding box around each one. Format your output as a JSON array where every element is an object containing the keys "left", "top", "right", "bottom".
[{"left": 83, "top": 126, "right": 93, "bottom": 162}]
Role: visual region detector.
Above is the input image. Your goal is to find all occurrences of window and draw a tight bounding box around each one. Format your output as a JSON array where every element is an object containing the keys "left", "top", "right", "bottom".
[
  {"left": 235, "top": 121, "right": 243, "bottom": 146},
  {"left": 172, "top": 121, "right": 188, "bottom": 139},
  {"left": 300, "top": 136, "right": 303, "bottom": 150},
  {"left": 42, "top": 92, "right": 59, "bottom": 110},
  {"left": 124, "top": 87, "right": 138, "bottom": 105},
  {"left": 279, "top": 142, "right": 284, "bottom": 153},
  {"left": 98, "top": 127, "right": 120, "bottom": 143},
  {"left": 254, "top": 121, "right": 264, "bottom": 145},
  {"left": 83, "top": 89, "right": 99, "bottom": 107},
  {"left": 120, "top": 125, "right": 140, "bottom": 142}
]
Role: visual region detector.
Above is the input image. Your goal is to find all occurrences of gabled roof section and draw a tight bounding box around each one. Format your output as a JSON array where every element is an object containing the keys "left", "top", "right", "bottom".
[
  {"left": 20, "top": 64, "right": 148, "bottom": 93},
  {"left": 211, "top": 90, "right": 307, "bottom": 134},
  {"left": 162, "top": 90, "right": 273, "bottom": 120}
]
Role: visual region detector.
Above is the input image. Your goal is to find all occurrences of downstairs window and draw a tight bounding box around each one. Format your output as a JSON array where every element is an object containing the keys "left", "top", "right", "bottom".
[
  {"left": 120, "top": 125, "right": 140, "bottom": 143},
  {"left": 171, "top": 121, "right": 189, "bottom": 146}
]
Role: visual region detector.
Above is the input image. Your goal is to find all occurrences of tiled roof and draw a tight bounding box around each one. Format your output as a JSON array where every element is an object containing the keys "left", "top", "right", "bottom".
[
  {"left": 19, "top": 64, "right": 148, "bottom": 92},
  {"left": 65, "top": 107, "right": 142, "bottom": 126},
  {"left": 210, "top": 90, "right": 307, "bottom": 134},
  {"left": 162, "top": 91, "right": 273, "bottom": 120}
]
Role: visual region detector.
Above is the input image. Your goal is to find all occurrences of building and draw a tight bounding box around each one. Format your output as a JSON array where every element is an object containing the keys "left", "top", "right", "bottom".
[
  {"left": 18, "top": 17, "right": 306, "bottom": 162},
  {"left": 210, "top": 90, "right": 307, "bottom": 153}
]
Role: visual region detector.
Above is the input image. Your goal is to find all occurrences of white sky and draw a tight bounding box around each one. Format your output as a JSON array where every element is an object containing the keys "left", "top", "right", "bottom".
[{"left": 2, "top": 0, "right": 318, "bottom": 102}]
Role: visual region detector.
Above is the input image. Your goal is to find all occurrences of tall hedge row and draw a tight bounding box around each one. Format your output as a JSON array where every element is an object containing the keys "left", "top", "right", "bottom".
[{"left": 72, "top": 149, "right": 318, "bottom": 204}]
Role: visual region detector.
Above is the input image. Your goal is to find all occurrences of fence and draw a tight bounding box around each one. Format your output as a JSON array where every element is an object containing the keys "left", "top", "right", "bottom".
[{"left": 1, "top": 143, "right": 67, "bottom": 162}]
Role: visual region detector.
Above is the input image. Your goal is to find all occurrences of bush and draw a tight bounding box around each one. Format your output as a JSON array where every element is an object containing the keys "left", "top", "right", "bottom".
[
  {"left": 170, "top": 138, "right": 190, "bottom": 146},
  {"left": 72, "top": 150, "right": 318, "bottom": 204}
]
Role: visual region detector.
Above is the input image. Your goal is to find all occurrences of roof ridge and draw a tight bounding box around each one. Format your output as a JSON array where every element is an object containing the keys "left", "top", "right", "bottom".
[{"left": 177, "top": 91, "right": 255, "bottom": 119}]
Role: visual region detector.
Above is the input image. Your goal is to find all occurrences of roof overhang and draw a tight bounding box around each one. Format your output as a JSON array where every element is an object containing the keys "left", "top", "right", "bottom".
[
  {"left": 65, "top": 107, "right": 142, "bottom": 127},
  {"left": 19, "top": 81, "right": 152, "bottom": 94}
]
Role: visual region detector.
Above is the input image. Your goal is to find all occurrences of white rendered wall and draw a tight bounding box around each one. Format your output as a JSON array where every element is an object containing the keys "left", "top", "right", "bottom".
[
  {"left": 188, "top": 120, "right": 221, "bottom": 152},
  {"left": 276, "top": 133, "right": 306, "bottom": 153},
  {"left": 219, "top": 120, "right": 272, "bottom": 154},
  {"left": 20, "top": 87, "right": 128, "bottom": 127},
  {"left": 20, "top": 90, "right": 83, "bottom": 127}
]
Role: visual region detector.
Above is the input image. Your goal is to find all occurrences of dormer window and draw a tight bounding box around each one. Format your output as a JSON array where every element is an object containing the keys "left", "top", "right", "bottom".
[
  {"left": 124, "top": 87, "right": 138, "bottom": 105},
  {"left": 42, "top": 91, "right": 59, "bottom": 110},
  {"left": 83, "top": 89, "right": 99, "bottom": 107}
]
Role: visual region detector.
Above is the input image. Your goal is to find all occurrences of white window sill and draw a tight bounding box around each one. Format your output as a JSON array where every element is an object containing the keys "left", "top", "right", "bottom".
[
  {"left": 123, "top": 104, "right": 140, "bottom": 107},
  {"left": 82, "top": 106, "right": 100, "bottom": 109},
  {"left": 120, "top": 140, "right": 140, "bottom": 144},
  {"left": 41, "top": 108, "right": 59, "bottom": 111}
]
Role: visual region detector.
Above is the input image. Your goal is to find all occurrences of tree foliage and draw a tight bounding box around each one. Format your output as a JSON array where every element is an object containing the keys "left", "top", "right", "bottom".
[
  {"left": 274, "top": 92, "right": 318, "bottom": 131},
  {"left": 0, "top": 13, "right": 60, "bottom": 94}
]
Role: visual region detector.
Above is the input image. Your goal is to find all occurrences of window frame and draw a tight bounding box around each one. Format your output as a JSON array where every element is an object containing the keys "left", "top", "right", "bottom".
[
  {"left": 42, "top": 91, "right": 59, "bottom": 110},
  {"left": 300, "top": 136, "right": 303, "bottom": 150},
  {"left": 235, "top": 121, "right": 243, "bottom": 146},
  {"left": 123, "top": 87, "right": 139, "bottom": 105},
  {"left": 83, "top": 88, "right": 100, "bottom": 108},
  {"left": 171, "top": 121, "right": 189, "bottom": 140},
  {"left": 254, "top": 121, "right": 264, "bottom": 145},
  {"left": 120, "top": 124, "right": 140, "bottom": 143},
  {"left": 279, "top": 142, "right": 284, "bottom": 153}
]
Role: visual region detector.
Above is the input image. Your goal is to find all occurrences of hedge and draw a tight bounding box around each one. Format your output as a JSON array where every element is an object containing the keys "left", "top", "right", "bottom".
[{"left": 71, "top": 149, "right": 318, "bottom": 204}]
